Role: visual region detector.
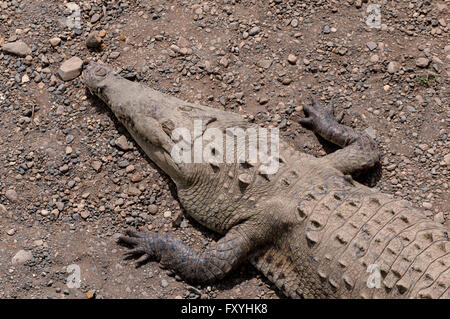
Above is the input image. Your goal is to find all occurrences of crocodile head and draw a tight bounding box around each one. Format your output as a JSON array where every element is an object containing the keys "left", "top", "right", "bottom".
[
  {"left": 83, "top": 62, "right": 263, "bottom": 187},
  {"left": 84, "top": 62, "right": 195, "bottom": 185}
]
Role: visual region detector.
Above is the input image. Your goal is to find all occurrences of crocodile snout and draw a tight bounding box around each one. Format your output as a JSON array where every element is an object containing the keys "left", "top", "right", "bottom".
[{"left": 83, "top": 62, "right": 114, "bottom": 92}]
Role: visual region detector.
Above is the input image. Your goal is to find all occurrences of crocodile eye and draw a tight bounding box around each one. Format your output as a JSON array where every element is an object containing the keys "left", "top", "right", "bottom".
[{"left": 95, "top": 67, "right": 107, "bottom": 77}]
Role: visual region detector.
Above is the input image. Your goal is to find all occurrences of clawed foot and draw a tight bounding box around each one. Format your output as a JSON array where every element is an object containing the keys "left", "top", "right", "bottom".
[
  {"left": 118, "top": 229, "right": 153, "bottom": 267},
  {"left": 300, "top": 95, "right": 336, "bottom": 131}
]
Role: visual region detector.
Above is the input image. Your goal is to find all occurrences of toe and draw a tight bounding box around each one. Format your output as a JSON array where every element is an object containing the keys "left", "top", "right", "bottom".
[
  {"left": 299, "top": 118, "right": 313, "bottom": 128},
  {"left": 118, "top": 235, "right": 140, "bottom": 246}
]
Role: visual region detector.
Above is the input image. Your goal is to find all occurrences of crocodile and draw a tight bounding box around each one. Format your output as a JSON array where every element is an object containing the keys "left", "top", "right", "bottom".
[{"left": 83, "top": 62, "right": 449, "bottom": 299}]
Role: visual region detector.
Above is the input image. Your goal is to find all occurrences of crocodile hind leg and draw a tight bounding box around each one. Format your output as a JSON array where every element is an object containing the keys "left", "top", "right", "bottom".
[
  {"left": 300, "top": 96, "right": 380, "bottom": 174},
  {"left": 118, "top": 224, "right": 255, "bottom": 283}
]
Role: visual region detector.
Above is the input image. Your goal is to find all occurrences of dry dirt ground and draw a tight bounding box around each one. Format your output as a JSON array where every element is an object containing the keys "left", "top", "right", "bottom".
[{"left": 0, "top": 0, "right": 449, "bottom": 299}]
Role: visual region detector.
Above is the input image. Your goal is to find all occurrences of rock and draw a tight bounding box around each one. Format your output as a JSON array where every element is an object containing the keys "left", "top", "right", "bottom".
[
  {"left": 49, "top": 37, "right": 61, "bottom": 47},
  {"left": 125, "top": 165, "right": 135, "bottom": 173},
  {"left": 12, "top": 250, "right": 33, "bottom": 265},
  {"left": 177, "top": 37, "right": 190, "bottom": 48},
  {"left": 109, "top": 51, "right": 120, "bottom": 59},
  {"left": 434, "top": 212, "right": 445, "bottom": 224},
  {"left": 163, "top": 210, "right": 172, "bottom": 218},
  {"left": 91, "top": 13, "right": 101, "bottom": 23},
  {"left": 194, "top": 7, "right": 203, "bottom": 15},
  {"left": 180, "top": 220, "right": 189, "bottom": 228},
  {"left": 219, "top": 56, "right": 229, "bottom": 68},
  {"left": 6, "top": 229, "right": 15, "bottom": 236},
  {"left": 86, "top": 290, "right": 96, "bottom": 299},
  {"left": 418, "top": 144, "right": 429, "bottom": 151},
  {"left": 115, "top": 135, "right": 132, "bottom": 151},
  {"left": 219, "top": 96, "right": 227, "bottom": 106},
  {"left": 323, "top": 26, "right": 330, "bottom": 34},
  {"left": 248, "top": 26, "right": 260, "bottom": 36},
  {"left": 86, "top": 31, "right": 103, "bottom": 49},
  {"left": 33, "top": 240, "right": 44, "bottom": 247},
  {"left": 22, "top": 74, "right": 30, "bottom": 84},
  {"left": 65, "top": 146, "right": 73, "bottom": 154},
  {"left": 1, "top": 41, "right": 31, "bottom": 57},
  {"left": 370, "top": 54, "right": 379, "bottom": 63},
  {"left": 56, "top": 202, "right": 65, "bottom": 211},
  {"left": 287, "top": 54, "right": 297, "bottom": 65},
  {"left": 148, "top": 204, "right": 158, "bottom": 215},
  {"left": 118, "top": 160, "right": 129, "bottom": 168},
  {"left": 416, "top": 58, "right": 430, "bottom": 68},
  {"left": 169, "top": 44, "right": 180, "bottom": 54},
  {"left": 0, "top": 204, "right": 8, "bottom": 216},
  {"left": 127, "top": 184, "right": 141, "bottom": 196},
  {"left": 115, "top": 198, "right": 124, "bottom": 207},
  {"left": 40, "top": 209, "right": 50, "bottom": 216},
  {"left": 422, "top": 202, "right": 433, "bottom": 210},
  {"left": 364, "top": 127, "right": 377, "bottom": 139},
  {"left": 258, "top": 59, "right": 272, "bottom": 69},
  {"left": 5, "top": 189, "right": 18, "bottom": 202},
  {"left": 172, "top": 211, "right": 183, "bottom": 227},
  {"left": 179, "top": 47, "right": 189, "bottom": 55},
  {"left": 57, "top": 105, "right": 66, "bottom": 115},
  {"left": 92, "top": 161, "right": 102, "bottom": 172},
  {"left": 387, "top": 61, "right": 399, "bottom": 74},
  {"left": 281, "top": 78, "right": 292, "bottom": 85},
  {"left": 290, "top": 19, "right": 298, "bottom": 27},
  {"left": 258, "top": 96, "right": 269, "bottom": 105},
  {"left": 130, "top": 172, "right": 143, "bottom": 183},
  {"left": 80, "top": 211, "right": 90, "bottom": 219},
  {"left": 366, "top": 41, "right": 377, "bottom": 51},
  {"left": 338, "top": 48, "right": 347, "bottom": 56},
  {"left": 66, "top": 134, "right": 75, "bottom": 144},
  {"left": 444, "top": 153, "right": 450, "bottom": 166},
  {"left": 58, "top": 57, "right": 83, "bottom": 81},
  {"left": 161, "top": 279, "right": 168, "bottom": 288}
]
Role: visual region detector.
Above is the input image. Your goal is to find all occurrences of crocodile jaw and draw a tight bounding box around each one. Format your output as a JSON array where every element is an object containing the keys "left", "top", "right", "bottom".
[{"left": 83, "top": 62, "right": 191, "bottom": 184}]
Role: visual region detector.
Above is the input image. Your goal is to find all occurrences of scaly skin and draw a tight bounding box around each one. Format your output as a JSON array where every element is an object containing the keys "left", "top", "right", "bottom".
[{"left": 83, "top": 63, "right": 449, "bottom": 299}]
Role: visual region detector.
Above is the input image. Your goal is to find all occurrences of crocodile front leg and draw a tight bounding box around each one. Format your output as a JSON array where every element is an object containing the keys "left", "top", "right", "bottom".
[
  {"left": 119, "top": 225, "right": 255, "bottom": 283},
  {"left": 300, "top": 96, "right": 380, "bottom": 174}
]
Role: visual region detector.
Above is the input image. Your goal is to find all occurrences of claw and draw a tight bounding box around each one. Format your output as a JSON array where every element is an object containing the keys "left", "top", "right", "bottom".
[
  {"left": 310, "top": 94, "right": 321, "bottom": 108},
  {"left": 302, "top": 103, "right": 313, "bottom": 116},
  {"left": 124, "top": 247, "right": 145, "bottom": 257},
  {"left": 135, "top": 253, "right": 150, "bottom": 266},
  {"left": 118, "top": 235, "right": 140, "bottom": 246},
  {"left": 327, "top": 98, "right": 335, "bottom": 116},
  {"left": 299, "top": 117, "right": 313, "bottom": 128},
  {"left": 124, "top": 229, "right": 148, "bottom": 238}
]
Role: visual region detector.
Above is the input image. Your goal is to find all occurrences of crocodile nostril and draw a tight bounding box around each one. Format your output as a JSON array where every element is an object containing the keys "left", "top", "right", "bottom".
[{"left": 95, "top": 68, "right": 107, "bottom": 77}]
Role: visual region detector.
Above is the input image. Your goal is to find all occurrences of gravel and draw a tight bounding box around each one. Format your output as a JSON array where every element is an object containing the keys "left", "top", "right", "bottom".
[{"left": 0, "top": 0, "right": 447, "bottom": 300}]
